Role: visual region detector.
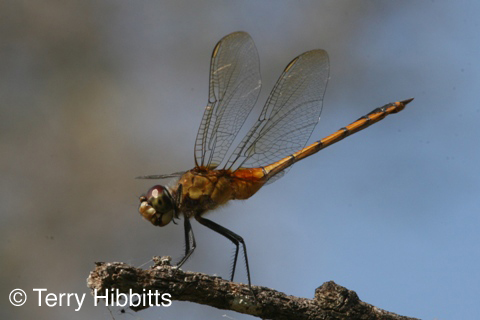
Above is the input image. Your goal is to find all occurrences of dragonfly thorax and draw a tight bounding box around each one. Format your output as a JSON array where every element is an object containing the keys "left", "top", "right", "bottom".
[{"left": 138, "top": 185, "right": 175, "bottom": 227}]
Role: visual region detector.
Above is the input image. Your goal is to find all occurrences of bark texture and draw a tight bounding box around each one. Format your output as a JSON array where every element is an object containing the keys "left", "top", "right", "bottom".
[{"left": 87, "top": 256, "right": 417, "bottom": 319}]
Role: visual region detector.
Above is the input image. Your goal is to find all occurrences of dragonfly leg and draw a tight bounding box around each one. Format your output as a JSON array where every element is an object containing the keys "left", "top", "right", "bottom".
[
  {"left": 195, "top": 216, "right": 252, "bottom": 288},
  {"left": 176, "top": 216, "right": 196, "bottom": 268}
]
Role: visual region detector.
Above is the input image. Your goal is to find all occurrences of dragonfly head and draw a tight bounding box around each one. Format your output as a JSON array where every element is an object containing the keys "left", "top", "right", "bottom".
[{"left": 139, "top": 185, "right": 175, "bottom": 227}]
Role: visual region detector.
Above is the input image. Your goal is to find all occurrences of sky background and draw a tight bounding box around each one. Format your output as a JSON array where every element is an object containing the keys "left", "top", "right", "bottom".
[{"left": 2, "top": 1, "right": 479, "bottom": 319}]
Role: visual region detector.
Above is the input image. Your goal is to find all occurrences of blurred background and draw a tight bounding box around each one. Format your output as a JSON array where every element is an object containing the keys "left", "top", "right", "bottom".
[{"left": 1, "top": 1, "right": 479, "bottom": 319}]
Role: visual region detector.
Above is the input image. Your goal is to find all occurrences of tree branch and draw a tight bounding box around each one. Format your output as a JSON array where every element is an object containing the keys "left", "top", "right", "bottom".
[{"left": 87, "top": 256, "right": 417, "bottom": 320}]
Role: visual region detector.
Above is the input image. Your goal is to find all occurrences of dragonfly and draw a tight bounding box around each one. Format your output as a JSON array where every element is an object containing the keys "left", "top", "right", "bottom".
[{"left": 137, "top": 31, "right": 412, "bottom": 289}]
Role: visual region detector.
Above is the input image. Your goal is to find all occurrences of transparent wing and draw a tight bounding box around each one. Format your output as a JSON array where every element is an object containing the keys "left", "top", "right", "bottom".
[
  {"left": 226, "top": 50, "right": 329, "bottom": 182},
  {"left": 195, "top": 32, "right": 261, "bottom": 169},
  {"left": 135, "top": 171, "right": 186, "bottom": 179}
]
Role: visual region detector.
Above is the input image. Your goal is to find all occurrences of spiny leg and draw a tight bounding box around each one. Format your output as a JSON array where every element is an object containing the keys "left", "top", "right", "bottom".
[
  {"left": 176, "top": 216, "right": 196, "bottom": 268},
  {"left": 195, "top": 216, "right": 252, "bottom": 288}
]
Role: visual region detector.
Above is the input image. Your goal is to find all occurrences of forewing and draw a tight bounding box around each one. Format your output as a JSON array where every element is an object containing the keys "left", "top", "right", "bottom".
[
  {"left": 226, "top": 50, "right": 329, "bottom": 182},
  {"left": 194, "top": 32, "right": 261, "bottom": 169},
  {"left": 135, "top": 171, "right": 186, "bottom": 179}
]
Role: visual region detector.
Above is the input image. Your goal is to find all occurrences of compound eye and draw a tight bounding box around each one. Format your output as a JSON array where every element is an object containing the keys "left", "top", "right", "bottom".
[
  {"left": 142, "top": 185, "right": 174, "bottom": 226},
  {"left": 146, "top": 185, "right": 172, "bottom": 212},
  {"left": 147, "top": 185, "right": 165, "bottom": 207},
  {"left": 147, "top": 185, "right": 164, "bottom": 200}
]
